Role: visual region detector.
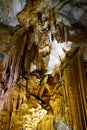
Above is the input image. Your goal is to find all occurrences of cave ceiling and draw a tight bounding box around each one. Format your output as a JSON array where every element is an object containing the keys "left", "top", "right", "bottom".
[{"left": 0, "top": 0, "right": 87, "bottom": 59}]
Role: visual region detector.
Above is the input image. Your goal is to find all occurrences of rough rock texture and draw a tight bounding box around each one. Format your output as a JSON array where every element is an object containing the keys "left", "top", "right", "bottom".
[
  {"left": 0, "top": 24, "right": 26, "bottom": 98},
  {"left": 0, "top": 48, "right": 86, "bottom": 130},
  {"left": 0, "top": 0, "right": 26, "bottom": 26},
  {"left": 0, "top": 0, "right": 87, "bottom": 130},
  {"left": 0, "top": 0, "right": 87, "bottom": 29}
]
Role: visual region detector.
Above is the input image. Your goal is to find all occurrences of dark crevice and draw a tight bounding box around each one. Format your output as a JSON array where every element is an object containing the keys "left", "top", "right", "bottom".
[{"left": 21, "top": 31, "right": 28, "bottom": 77}]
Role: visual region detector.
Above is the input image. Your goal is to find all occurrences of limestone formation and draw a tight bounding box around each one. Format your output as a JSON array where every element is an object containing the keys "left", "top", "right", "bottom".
[{"left": 0, "top": 0, "right": 87, "bottom": 130}]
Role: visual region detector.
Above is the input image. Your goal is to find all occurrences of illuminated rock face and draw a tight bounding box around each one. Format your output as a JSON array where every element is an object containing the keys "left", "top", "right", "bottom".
[
  {"left": 0, "top": 50, "right": 86, "bottom": 130},
  {"left": 0, "top": 0, "right": 87, "bottom": 130}
]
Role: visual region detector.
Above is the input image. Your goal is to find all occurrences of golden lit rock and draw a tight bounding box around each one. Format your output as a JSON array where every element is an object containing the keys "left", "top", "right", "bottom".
[{"left": 0, "top": 0, "right": 87, "bottom": 130}]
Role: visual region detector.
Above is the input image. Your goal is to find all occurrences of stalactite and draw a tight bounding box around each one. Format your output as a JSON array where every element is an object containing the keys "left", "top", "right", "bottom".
[{"left": 64, "top": 26, "right": 68, "bottom": 43}]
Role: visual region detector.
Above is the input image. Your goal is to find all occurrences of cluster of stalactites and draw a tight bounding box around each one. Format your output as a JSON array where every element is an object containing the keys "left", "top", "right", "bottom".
[
  {"left": 36, "top": 6, "right": 68, "bottom": 44},
  {"left": 48, "top": 8, "right": 68, "bottom": 43}
]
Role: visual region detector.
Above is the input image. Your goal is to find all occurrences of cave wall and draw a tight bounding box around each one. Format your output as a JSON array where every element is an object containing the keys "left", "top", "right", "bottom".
[{"left": 0, "top": 43, "right": 86, "bottom": 130}]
